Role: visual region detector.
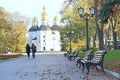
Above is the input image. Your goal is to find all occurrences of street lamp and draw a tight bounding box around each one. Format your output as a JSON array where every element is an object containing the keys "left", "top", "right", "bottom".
[
  {"left": 66, "top": 30, "right": 74, "bottom": 53},
  {"left": 78, "top": 7, "right": 95, "bottom": 50}
]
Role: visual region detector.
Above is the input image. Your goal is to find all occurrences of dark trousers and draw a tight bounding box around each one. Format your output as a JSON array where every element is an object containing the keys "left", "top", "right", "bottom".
[
  {"left": 32, "top": 52, "right": 35, "bottom": 58},
  {"left": 27, "top": 52, "right": 30, "bottom": 58}
]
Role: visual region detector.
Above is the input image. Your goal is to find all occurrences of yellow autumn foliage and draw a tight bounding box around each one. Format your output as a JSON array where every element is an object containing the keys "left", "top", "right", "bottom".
[{"left": 66, "top": 39, "right": 85, "bottom": 51}]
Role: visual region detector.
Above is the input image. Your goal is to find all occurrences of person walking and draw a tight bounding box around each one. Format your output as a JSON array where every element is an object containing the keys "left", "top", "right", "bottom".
[
  {"left": 31, "top": 43, "right": 36, "bottom": 58},
  {"left": 26, "top": 43, "right": 31, "bottom": 58}
]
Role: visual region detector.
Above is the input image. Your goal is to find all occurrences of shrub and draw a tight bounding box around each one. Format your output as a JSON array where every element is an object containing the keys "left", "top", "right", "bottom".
[{"left": 0, "top": 53, "right": 22, "bottom": 58}]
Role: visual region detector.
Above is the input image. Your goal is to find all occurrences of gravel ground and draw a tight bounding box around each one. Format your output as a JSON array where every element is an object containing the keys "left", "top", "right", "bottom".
[{"left": 0, "top": 52, "right": 118, "bottom": 80}]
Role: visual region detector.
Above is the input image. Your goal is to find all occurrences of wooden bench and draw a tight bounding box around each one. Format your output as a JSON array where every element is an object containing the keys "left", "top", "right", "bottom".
[
  {"left": 68, "top": 50, "right": 79, "bottom": 61},
  {"left": 66, "top": 50, "right": 76, "bottom": 60},
  {"left": 64, "top": 51, "right": 70, "bottom": 57},
  {"left": 75, "top": 50, "right": 93, "bottom": 68},
  {"left": 81, "top": 50, "right": 107, "bottom": 74}
]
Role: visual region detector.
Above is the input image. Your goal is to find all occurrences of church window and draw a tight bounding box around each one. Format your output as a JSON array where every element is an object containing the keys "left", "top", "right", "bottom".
[
  {"left": 43, "top": 47, "right": 45, "bottom": 50},
  {"left": 43, "top": 35, "right": 45, "bottom": 38},
  {"left": 43, "top": 40, "right": 45, "bottom": 42},
  {"left": 52, "top": 31, "right": 55, "bottom": 34}
]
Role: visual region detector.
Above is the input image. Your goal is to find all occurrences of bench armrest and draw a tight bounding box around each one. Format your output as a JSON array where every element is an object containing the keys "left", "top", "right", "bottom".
[{"left": 87, "top": 53, "right": 94, "bottom": 60}]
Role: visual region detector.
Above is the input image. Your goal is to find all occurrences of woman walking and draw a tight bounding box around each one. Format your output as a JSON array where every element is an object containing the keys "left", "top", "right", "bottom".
[
  {"left": 31, "top": 43, "right": 36, "bottom": 58},
  {"left": 26, "top": 43, "right": 31, "bottom": 58}
]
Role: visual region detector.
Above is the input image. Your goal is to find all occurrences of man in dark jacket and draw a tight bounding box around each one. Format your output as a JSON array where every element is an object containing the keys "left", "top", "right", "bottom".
[
  {"left": 31, "top": 43, "right": 36, "bottom": 58},
  {"left": 26, "top": 43, "right": 31, "bottom": 58}
]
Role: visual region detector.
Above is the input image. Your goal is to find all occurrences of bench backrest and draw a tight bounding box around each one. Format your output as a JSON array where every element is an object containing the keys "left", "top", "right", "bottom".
[
  {"left": 74, "top": 50, "right": 79, "bottom": 56},
  {"left": 72, "top": 50, "right": 77, "bottom": 55},
  {"left": 91, "top": 50, "right": 107, "bottom": 63},
  {"left": 84, "top": 50, "right": 92, "bottom": 59}
]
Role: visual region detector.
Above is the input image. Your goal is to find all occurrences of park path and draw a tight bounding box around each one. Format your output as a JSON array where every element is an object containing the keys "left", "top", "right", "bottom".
[{"left": 0, "top": 52, "right": 117, "bottom": 80}]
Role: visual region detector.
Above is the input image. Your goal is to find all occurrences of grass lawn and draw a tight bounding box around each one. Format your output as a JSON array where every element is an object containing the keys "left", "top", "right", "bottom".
[
  {"left": 104, "top": 50, "right": 120, "bottom": 73},
  {"left": 78, "top": 50, "right": 120, "bottom": 73}
]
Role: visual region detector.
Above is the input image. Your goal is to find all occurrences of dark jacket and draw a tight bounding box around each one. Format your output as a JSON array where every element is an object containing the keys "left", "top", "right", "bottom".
[
  {"left": 31, "top": 44, "right": 36, "bottom": 53},
  {"left": 26, "top": 44, "right": 31, "bottom": 53}
]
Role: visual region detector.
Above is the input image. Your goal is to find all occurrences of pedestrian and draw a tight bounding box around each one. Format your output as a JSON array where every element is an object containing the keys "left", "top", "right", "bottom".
[
  {"left": 31, "top": 43, "right": 36, "bottom": 58},
  {"left": 26, "top": 43, "right": 31, "bottom": 58}
]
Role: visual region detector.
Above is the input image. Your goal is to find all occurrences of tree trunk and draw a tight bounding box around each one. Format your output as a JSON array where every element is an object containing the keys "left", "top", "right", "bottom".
[
  {"left": 97, "top": 22, "right": 104, "bottom": 50},
  {"left": 110, "top": 18, "right": 117, "bottom": 49},
  {"left": 93, "top": 27, "right": 97, "bottom": 48},
  {"left": 94, "top": 0, "right": 105, "bottom": 50}
]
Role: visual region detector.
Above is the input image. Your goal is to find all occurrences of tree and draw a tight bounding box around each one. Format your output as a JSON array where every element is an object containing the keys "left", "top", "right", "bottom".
[
  {"left": 60, "top": 0, "right": 96, "bottom": 50},
  {"left": 99, "top": 0, "right": 120, "bottom": 49},
  {"left": 0, "top": 7, "right": 12, "bottom": 53},
  {"left": 0, "top": 6, "right": 29, "bottom": 53}
]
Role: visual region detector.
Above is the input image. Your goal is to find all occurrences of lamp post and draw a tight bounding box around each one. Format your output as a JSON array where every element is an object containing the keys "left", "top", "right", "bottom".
[
  {"left": 66, "top": 30, "right": 74, "bottom": 53},
  {"left": 78, "top": 7, "right": 95, "bottom": 50}
]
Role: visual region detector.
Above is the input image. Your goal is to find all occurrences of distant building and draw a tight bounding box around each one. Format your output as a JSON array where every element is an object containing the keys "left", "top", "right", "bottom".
[{"left": 28, "top": 6, "right": 61, "bottom": 51}]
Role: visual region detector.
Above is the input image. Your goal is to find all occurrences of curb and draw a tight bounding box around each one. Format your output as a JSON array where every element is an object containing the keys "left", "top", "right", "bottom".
[
  {"left": 0, "top": 56, "right": 23, "bottom": 63},
  {"left": 97, "top": 66, "right": 120, "bottom": 79},
  {"left": 105, "top": 69, "right": 120, "bottom": 79}
]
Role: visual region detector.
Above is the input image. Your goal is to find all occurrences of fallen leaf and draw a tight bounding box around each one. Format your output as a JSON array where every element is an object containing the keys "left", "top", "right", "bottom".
[{"left": 62, "top": 77, "right": 71, "bottom": 80}]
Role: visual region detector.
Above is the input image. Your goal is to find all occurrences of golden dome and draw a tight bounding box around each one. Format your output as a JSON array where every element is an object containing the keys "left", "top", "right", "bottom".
[
  {"left": 42, "top": 12, "right": 47, "bottom": 17},
  {"left": 42, "top": 17, "right": 46, "bottom": 21},
  {"left": 41, "top": 6, "right": 47, "bottom": 21},
  {"left": 54, "top": 16, "right": 58, "bottom": 21},
  {"left": 32, "top": 17, "right": 38, "bottom": 23}
]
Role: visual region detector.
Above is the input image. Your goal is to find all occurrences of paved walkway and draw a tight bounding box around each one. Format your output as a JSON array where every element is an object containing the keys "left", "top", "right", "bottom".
[{"left": 0, "top": 52, "right": 118, "bottom": 80}]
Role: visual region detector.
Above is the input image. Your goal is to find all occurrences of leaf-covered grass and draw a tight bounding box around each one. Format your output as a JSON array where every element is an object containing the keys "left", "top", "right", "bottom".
[
  {"left": 77, "top": 50, "right": 120, "bottom": 73},
  {"left": 104, "top": 50, "right": 120, "bottom": 73}
]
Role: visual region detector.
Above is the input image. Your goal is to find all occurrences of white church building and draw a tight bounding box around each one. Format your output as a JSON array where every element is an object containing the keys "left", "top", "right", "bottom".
[{"left": 28, "top": 6, "right": 61, "bottom": 51}]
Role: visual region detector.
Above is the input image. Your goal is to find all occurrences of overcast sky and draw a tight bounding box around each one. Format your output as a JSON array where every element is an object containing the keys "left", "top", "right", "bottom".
[{"left": 0, "top": 0, "right": 65, "bottom": 26}]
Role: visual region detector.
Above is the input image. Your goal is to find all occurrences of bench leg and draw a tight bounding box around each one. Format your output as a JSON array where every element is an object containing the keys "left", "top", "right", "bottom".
[
  {"left": 86, "top": 62, "right": 91, "bottom": 74},
  {"left": 81, "top": 62, "right": 85, "bottom": 71},
  {"left": 76, "top": 60, "right": 79, "bottom": 66},
  {"left": 67, "top": 55, "right": 70, "bottom": 60},
  {"left": 95, "top": 65, "right": 98, "bottom": 70},
  {"left": 78, "top": 59, "right": 82, "bottom": 68},
  {"left": 73, "top": 56, "right": 75, "bottom": 61},
  {"left": 69, "top": 56, "right": 72, "bottom": 61},
  {"left": 64, "top": 53, "right": 67, "bottom": 57},
  {"left": 101, "top": 64, "right": 105, "bottom": 74}
]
